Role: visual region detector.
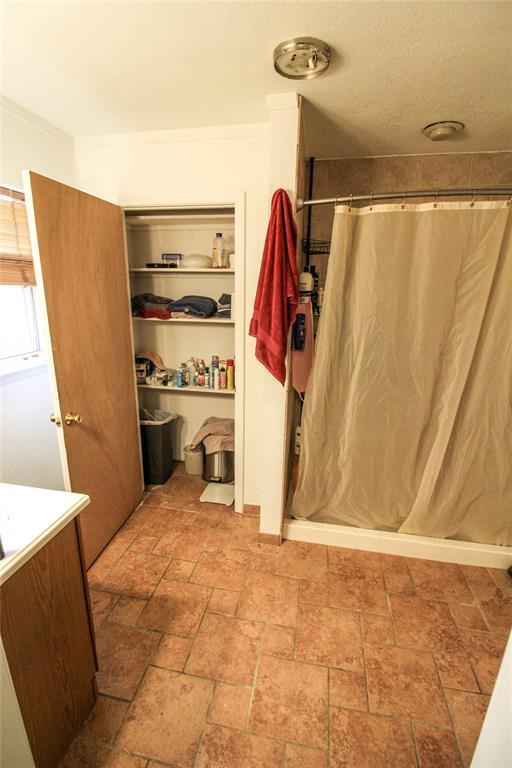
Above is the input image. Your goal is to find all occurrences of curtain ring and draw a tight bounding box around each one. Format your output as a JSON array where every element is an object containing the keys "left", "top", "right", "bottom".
[
  {"left": 335, "top": 193, "right": 341, "bottom": 209},
  {"left": 507, "top": 194, "right": 512, "bottom": 207},
  {"left": 401, "top": 191, "right": 406, "bottom": 210},
  {"left": 349, "top": 193, "right": 353, "bottom": 212},
  {"left": 470, "top": 189, "right": 476, "bottom": 208},
  {"left": 433, "top": 188, "right": 439, "bottom": 209},
  {"left": 369, "top": 192, "right": 374, "bottom": 211}
]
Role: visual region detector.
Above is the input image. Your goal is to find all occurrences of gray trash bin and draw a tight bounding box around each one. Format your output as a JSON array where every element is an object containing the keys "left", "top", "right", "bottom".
[
  {"left": 139, "top": 410, "right": 177, "bottom": 485},
  {"left": 202, "top": 450, "right": 234, "bottom": 483}
]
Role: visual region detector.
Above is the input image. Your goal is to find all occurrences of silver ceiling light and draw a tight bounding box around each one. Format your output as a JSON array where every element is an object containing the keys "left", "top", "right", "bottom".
[
  {"left": 422, "top": 121, "right": 465, "bottom": 141},
  {"left": 273, "top": 37, "right": 331, "bottom": 80}
]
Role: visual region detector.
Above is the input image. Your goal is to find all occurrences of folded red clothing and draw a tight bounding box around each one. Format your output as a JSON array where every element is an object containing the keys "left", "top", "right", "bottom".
[{"left": 135, "top": 308, "right": 172, "bottom": 320}]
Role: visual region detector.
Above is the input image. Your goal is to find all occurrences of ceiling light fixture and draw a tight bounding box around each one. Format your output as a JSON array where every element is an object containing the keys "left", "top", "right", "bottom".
[
  {"left": 422, "top": 121, "right": 465, "bottom": 141},
  {"left": 273, "top": 37, "right": 331, "bottom": 80}
]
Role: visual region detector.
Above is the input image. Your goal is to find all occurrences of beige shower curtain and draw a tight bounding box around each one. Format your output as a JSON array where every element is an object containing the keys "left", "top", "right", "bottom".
[{"left": 292, "top": 201, "right": 512, "bottom": 546}]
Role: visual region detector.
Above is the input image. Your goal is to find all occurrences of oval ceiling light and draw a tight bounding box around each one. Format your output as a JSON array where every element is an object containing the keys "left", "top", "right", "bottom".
[
  {"left": 422, "top": 121, "right": 465, "bottom": 141},
  {"left": 273, "top": 37, "right": 331, "bottom": 80}
]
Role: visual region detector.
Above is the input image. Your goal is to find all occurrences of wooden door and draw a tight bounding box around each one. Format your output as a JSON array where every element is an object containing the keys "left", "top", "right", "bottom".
[{"left": 24, "top": 172, "right": 143, "bottom": 566}]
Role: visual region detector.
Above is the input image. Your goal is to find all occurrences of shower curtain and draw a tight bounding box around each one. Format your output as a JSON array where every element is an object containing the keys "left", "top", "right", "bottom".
[{"left": 292, "top": 201, "right": 512, "bottom": 546}]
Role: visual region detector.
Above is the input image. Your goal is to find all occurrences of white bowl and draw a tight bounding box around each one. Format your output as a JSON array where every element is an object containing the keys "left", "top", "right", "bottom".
[{"left": 182, "top": 253, "right": 212, "bottom": 269}]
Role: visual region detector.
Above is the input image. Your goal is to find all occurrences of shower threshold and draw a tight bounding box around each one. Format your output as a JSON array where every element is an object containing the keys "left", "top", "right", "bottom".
[{"left": 282, "top": 518, "right": 512, "bottom": 569}]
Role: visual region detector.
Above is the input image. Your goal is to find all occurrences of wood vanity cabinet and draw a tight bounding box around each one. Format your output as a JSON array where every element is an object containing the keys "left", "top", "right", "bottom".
[{"left": 0, "top": 518, "right": 97, "bottom": 768}]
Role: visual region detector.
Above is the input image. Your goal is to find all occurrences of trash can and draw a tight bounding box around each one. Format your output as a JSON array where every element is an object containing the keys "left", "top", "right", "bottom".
[
  {"left": 184, "top": 443, "right": 204, "bottom": 476},
  {"left": 202, "top": 450, "right": 234, "bottom": 483},
  {"left": 139, "top": 409, "right": 177, "bottom": 485}
]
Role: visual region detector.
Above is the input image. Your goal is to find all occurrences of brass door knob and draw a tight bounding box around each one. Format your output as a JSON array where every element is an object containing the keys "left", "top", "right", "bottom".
[
  {"left": 64, "top": 412, "right": 83, "bottom": 426},
  {"left": 50, "top": 413, "right": 62, "bottom": 427}
]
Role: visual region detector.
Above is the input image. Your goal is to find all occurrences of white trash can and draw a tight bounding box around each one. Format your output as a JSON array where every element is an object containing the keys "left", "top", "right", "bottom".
[{"left": 184, "top": 443, "right": 204, "bottom": 475}]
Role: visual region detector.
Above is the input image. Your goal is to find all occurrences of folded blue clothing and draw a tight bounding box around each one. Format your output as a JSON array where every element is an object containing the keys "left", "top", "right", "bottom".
[
  {"left": 216, "top": 292, "right": 231, "bottom": 318},
  {"left": 169, "top": 295, "right": 217, "bottom": 318}
]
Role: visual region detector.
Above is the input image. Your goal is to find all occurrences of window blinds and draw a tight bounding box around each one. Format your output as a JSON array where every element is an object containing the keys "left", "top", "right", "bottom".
[{"left": 0, "top": 186, "right": 35, "bottom": 285}]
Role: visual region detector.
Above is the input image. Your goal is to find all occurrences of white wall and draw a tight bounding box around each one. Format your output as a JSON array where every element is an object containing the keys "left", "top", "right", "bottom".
[
  {"left": 0, "top": 97, "right": 73, "bottom": 491},
  {"left": 471, "top": 631, "right": 512, "bottom": 767},
  {"left": 75, "top": 103, "right": 299, "bottom": 524},
  {"left": 0, "top": 97, "right": 74, "bottom": 189}
]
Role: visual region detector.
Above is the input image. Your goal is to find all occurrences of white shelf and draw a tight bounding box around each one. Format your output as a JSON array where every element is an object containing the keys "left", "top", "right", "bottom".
[
  {"left": 138, "top": 384, "right": 235, "bottom": 396},
  {"left": 132, "top": 316, "right": 233, "bottom": 325},
  {"left": 130, "top": 268, "right": 234, "bottom": 274}
]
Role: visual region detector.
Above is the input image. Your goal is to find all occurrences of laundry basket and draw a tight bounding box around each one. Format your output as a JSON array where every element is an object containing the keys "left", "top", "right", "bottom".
[
  {"left": 139, "top": 410, "right": 177, "bottom": 485},
  {"left": 202, "top": 450, "right": 234, "bottom": 483}
]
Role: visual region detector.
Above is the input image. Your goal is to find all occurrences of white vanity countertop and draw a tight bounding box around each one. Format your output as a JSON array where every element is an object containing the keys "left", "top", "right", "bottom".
[{"left": 0, "top": 483, "right": 90, "bottom": 585}]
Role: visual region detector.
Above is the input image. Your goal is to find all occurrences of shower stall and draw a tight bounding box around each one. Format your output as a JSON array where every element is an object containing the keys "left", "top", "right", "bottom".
[{"left": 285, "top": 154, "right": 512, "bottom": 567}]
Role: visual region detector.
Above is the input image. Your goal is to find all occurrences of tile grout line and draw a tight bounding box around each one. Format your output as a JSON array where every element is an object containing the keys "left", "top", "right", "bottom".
[
  {"left": 431, "top": 645, "right": 468, "bottom": 767},
  {"left": 358, "top": 612, "right": 371, "bottom": 715}
]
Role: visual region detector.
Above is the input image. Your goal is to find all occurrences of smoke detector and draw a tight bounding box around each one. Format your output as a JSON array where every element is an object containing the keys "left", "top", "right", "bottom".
[
  {"left": 422, "top": 121, "right": 465, "bottom": 141},
  {"left": 273, "top": 37, "right": 331, "bottom": 80}
]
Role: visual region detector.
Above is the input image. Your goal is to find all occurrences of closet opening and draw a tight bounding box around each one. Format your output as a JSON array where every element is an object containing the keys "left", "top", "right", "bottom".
[{"left": 124, "top": 202, "right": 244, "bottom": 513}]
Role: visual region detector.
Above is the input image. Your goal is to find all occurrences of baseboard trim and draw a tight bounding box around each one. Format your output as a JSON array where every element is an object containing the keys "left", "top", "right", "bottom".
[
  {"left": 257, "top": 532, "right": 282, "bottom": 546},
  {"left": 243, "top": 504, "right": 261, "bottom": 517},
  {"left": 283, "top": 519, "right": 512, "bottom": 568}
]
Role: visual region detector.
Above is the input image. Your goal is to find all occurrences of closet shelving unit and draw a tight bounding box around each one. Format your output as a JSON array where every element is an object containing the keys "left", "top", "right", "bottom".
[{"left": 124, "top": 199, "right": 244, "bottom": 512}]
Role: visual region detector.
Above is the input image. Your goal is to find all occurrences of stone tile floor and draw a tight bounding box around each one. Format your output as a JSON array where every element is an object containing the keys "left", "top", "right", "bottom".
[{"left": 60, "top": 465, "right": 512, "bottom": 768}]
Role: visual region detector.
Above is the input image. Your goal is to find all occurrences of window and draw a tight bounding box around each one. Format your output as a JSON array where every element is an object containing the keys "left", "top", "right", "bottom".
[
  {"left": 0, "top": 284, "right": 41, "bottom": 362},
  {"left": 0, "top": 186, "right": 42, "bottom": 373}
]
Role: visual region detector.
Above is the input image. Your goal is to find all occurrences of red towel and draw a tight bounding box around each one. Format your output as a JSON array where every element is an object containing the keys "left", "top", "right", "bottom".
[{"left": 249, "top": 189, "right": 299, "bottom": 385}]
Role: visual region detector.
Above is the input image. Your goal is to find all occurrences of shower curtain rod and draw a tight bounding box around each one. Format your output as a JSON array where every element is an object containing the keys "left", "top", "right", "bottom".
[{"left": 295, "top": 187, "right": 512, "bottom": 211}]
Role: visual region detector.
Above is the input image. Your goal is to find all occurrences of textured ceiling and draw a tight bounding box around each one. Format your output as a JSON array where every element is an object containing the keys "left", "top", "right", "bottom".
[{"left": 2, "top": 0, "right": 512, "bottom": 157}]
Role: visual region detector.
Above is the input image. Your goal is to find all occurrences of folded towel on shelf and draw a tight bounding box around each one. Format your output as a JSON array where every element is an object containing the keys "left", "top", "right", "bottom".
[
  {"left": 136, "top": 308, "right": 173, "bottom": 320},
  {"left": 190, "top": 417, "right": 235, "bottom": 454},
  {"left": 132, "top": 293, "right": 174, "bottom": 319},
  {"left": 169, "top": 295, "right": 217, "bottom": 318},
  {"left": 216, "top": 293, "right": 232, "bottom": 318}
]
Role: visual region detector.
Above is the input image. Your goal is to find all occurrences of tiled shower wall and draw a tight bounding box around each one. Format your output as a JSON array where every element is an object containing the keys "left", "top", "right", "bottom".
[{"left": 307, "top": 151, "right": 512, "bottom": 284}]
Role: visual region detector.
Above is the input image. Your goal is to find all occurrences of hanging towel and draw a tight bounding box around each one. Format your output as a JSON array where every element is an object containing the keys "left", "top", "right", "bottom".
[
  {"left": 249, "top": 189, "right": 299, "bottom": 385},
  {"left": 291, "top": 300, "right": 314, "bottom": 395}
]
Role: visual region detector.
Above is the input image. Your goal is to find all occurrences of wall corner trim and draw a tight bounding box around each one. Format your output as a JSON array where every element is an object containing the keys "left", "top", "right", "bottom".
[
  {"left": 1, "top": 97, "right": 75, "bottom": 149},
  {"left": 266, "top": 93, "right": 299, "bottom": 112}
]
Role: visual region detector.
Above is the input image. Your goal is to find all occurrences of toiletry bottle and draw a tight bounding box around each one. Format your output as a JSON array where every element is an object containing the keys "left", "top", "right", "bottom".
[
  {"left": 212, "top": 233, "right": 227, "bottom": 269},
  {"left": 214, "top": 367, "right": 220, "bottom": 390},
  {"left": 204, "top": 366, "right": 210, "bottom": 388},
  {"left": 187, "top": 358, "right": 195, "bottom": 386},
  {"left": 227, "top": 359, "right": 235, "bottom": 390},
  {"left": 219, "top": 361, "right": 227, "bottom": 389},
  {"left": 299, "top": 270, "right": 314, "bottom": 303},
  {"left": 309, "top": 265, "right": 320, "bottom": 315}
]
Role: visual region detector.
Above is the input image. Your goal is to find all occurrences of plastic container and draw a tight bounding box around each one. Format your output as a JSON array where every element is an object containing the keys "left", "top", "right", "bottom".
[
  {"left": 226, "top": 359, "right": 235, "bottom": 390},
  {"left": 184, "top": 443, "right": 204, "bottom": 476},
  {"left": 139, "top": 410, "right": 177, "bottom": 485},
  {"left": 202, "top": 450, "right": 234, "bottom": 483},
  {"left": 212, "top": 233, "right": 229, "bottom": 269}
]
